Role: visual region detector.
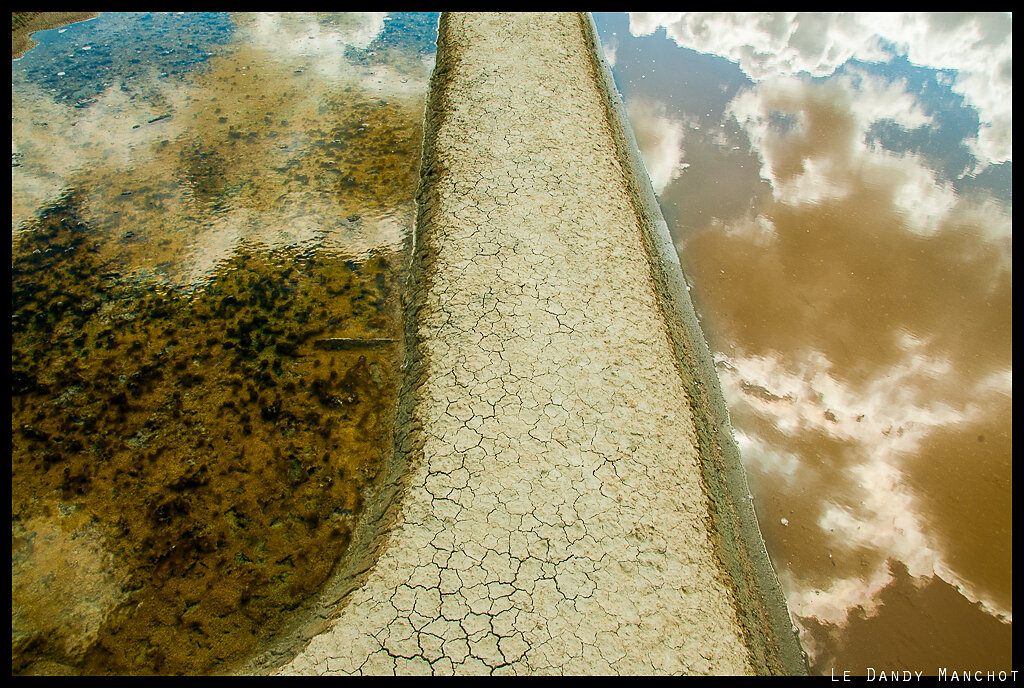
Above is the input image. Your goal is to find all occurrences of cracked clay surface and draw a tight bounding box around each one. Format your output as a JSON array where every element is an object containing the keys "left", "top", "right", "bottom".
[{"left": 278, "top": 13, "right": 754, "bottom": 675}]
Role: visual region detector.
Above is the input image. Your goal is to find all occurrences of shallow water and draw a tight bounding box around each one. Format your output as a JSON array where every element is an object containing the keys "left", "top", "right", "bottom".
[
  {"left": 594, "top": 11, "right": 1012, "bottom": 675},
  {"left": 11, "top": 12, "right": 437, "bottom": 675}
]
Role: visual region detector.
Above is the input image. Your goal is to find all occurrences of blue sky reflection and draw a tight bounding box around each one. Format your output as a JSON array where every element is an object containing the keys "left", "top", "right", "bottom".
[{"left": 595, "top": 11, "right": 1012, "bottom": 673}]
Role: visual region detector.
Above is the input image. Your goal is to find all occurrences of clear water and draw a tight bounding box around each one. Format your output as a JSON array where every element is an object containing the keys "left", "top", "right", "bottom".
[
  {"left": 594, "top": 11, "right": 1011, "bottom": 675},
  {"left": 11, "top": 12, "right": 438, "bottom": 675}
]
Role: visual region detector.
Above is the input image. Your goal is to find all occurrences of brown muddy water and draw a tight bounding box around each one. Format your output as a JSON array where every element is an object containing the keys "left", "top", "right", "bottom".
[
  {"left": 595, "top": 12, "right": 1012, "bottom": 676},
  {"left": 11, "top": 12, "right": 438, "bottom": 675}
]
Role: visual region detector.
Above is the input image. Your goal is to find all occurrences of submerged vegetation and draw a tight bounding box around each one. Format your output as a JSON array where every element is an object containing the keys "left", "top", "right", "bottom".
[
  {"left": 11, "top": 194, "right": 405, "bottom": 674},
  {"left": 12, "top": 12, "right": 440, "bottom": 675}
]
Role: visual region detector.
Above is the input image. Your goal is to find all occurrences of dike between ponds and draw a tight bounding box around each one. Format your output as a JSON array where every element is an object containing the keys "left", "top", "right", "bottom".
[{"left": 247, "top": 12, "right": 807, "bottom": 676}]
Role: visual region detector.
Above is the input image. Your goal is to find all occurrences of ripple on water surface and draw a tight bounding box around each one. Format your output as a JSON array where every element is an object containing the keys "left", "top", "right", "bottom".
[{"left": 11, "top": 11, "right": 438, "bottom": 675}]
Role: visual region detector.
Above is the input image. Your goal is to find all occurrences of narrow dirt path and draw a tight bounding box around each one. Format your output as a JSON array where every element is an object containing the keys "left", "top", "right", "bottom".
[{"left": 279, "top": 12, "right": 763, "bottom": 675}]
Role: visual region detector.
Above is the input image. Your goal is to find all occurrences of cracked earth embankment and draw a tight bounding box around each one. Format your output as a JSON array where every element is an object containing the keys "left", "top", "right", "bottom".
[{"left": 276, "top": 12, "right": 806, "bottom": 675}]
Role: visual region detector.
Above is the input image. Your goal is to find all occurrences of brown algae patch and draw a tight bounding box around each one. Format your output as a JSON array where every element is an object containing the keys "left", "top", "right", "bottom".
[
  {"left": 11, "top": 194, "right": 406, "bottom": 675},
  {"left": 11, "top": 13, "right": 435, "bottom": 674}
]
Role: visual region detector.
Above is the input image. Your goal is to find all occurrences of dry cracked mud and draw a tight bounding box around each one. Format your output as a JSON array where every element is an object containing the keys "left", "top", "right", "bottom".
[{"left": 278, "top": 12, "right": 785, "bottom": 676}]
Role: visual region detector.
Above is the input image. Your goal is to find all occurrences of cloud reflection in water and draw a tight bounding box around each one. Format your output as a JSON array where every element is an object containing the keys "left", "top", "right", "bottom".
[
  {"left": 596, "top": 10, "right": 1012, "bottom": 672},
  {"left": 12, "top": 12, "right": 434, "bottom": 292},
  {"left": 628, "top": 12, "right": 1012, "bottom": 166}
]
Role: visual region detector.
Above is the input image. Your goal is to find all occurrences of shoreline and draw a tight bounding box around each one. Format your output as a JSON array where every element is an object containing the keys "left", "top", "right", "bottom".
[
  {"left": 274, "top": 11, "right": 803, "bottom": 675},
  {"left": 579, "top": 14, "right": 807, "bottom": 676},
  {"left": 12, "top": 12, "right": 100, "bottom": 60}
]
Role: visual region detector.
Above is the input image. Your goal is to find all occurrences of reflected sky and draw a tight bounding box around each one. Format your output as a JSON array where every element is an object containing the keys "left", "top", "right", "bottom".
[
  {"left": 594, "top": 11, "right": 1011, "bottom": 674},
  {"left": 12, "top": 12, "right": 438, "bottom": 290}
]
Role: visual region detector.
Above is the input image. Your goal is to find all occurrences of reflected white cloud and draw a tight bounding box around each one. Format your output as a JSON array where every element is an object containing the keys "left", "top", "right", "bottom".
[
  {"left": 603, "top": 36, "right": 618, "bottom": 67},
  {"left": 887, "top": 157, "right": 959, "bottom": 235},
  {"left": 236, "top": 12, "right": 387, "bottom": 68},
  {"left": 717, "top": 213, "right": 777, "bottom": 247},
  {"left": 220, "top": 13, "right": 390, "bottom": 84},
  {"left": 173, "top": 205, "right": 409, "bottom": 290},
  {"left": 840, "top": 70, "right": 932, "bottom": 132},
  {"left": 625, "top": 97, "right": 689, "bottom": 194},
  {"left": 629, "top": 12, "right": 1012, "bottom": 166},
  {"left": 781, "top": 558, "right": 898, "bottom": 628},
  {"left": 718, "top": 346, "right": 1013, "bottom": 626},
  {"left": 629, "top": 12, "right": 885, "bottom": 79},
  {"left": 728, "top": 74, "right": 1012, "bottom": 250},
  {"left": 735, "top": 430, "right": 800, "bottom": 483},
  {"left": 12, "top": 12, "right": 427, "bottom": 292},
  {"left": 355, "top": 60, "right": 433, "bottom": 100},
  {"left": 719, "top": 345, "right": 963, "bottom": 449},
  {"left": 11, "top": 77, "right": 187, "bottom": 235}
]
